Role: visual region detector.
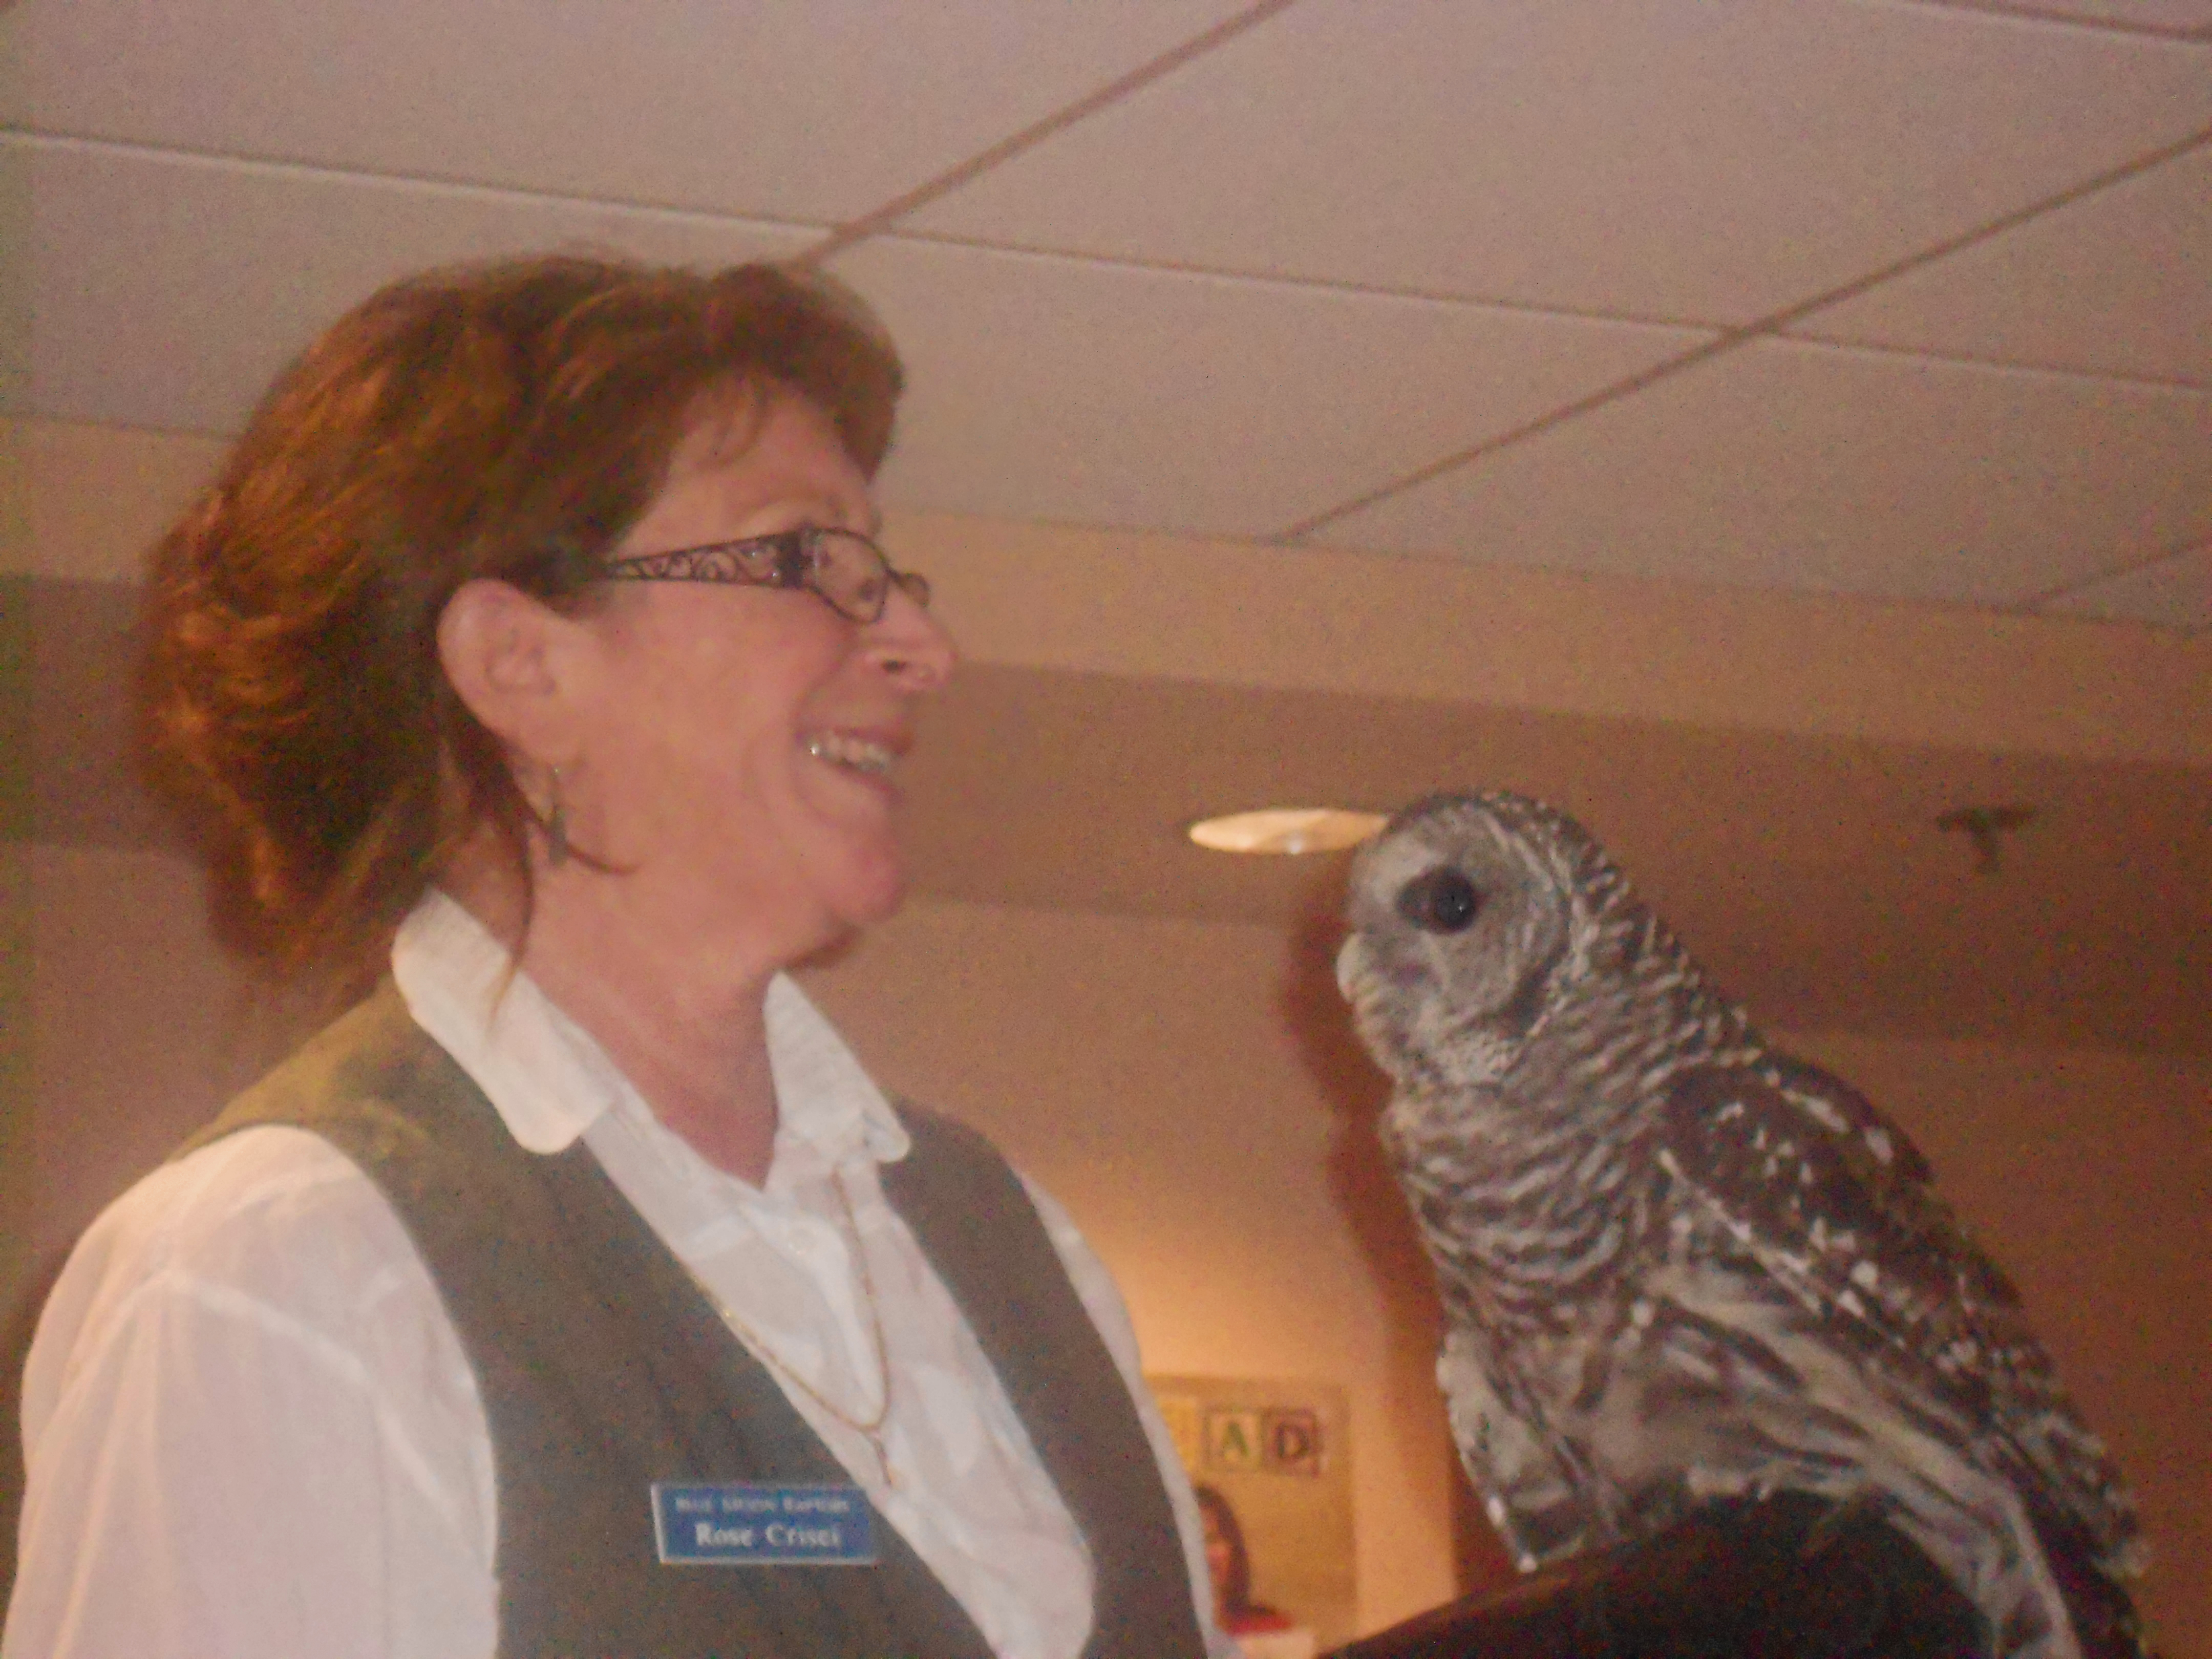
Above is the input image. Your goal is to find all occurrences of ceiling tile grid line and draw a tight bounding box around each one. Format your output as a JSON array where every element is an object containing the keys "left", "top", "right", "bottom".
[
  {"left": 3, "top": 128, "right": 845, "bottom": 239},
  {"left": 1271, "top": 332, "right": 1742, "bottom": 543},
  {"left": 2024, "top": 528, "right": 2212, "bottom": 607},
  {"left": 1273, "top": 124, "right": 2212, "bottom": 543},
  {"left": 25, "top": 0, "right": 2208, "bottom": 329},
  {"left": 840, "top": 98, "right": 2212, "bottom": 350},
  {"left": 802, "top": 0, "right": 1302, "bottom": 262},
  {"left": 1306, "top": 337, "right": 2212, "bottom": 612},
  {"left": 1906, "top": 0, "right": 2212, "bottom": 39},
  {"left": 16, "top": 138, "right": 833, "bottom": 435},
  {"left": 0, "top": 128, "right": 1825, "bottom": 344},
  {"left": 9, "top": 0, "right": 1272, "bottom": 225},
  {"left": 63, "top": 125, "right": 2179, "bottom": 387},
  {"left": 35, "top": 129, "right": 2202, "bottom": 453},
  {"left": 17, "top": 133, "right": 1729, "bottom": 460},
  {"left": 17, "top": 122, "right": 2199, "bottom": 504},
  {"left": 16, "top": 115, "right": 2204, "bottom": 386},
  {"left": 902, "top": 1, "right": 2212, "bottom": 325},
  {"left": 1801, "top": 142, "right": 2212, "bottom": 386},
  {"left": 819, "top": 225, "right": 1729, "bottom": 337},
  {"left": 1771, "top": 332, "right": 2208, "bottom": 396},
  {"left": 17, "top": 15, "right": 2206, "bottom": 341},
  {"left": 825, "top": 236, "right": 1712, "bottom": 541},
  {"left": 2032, "top": 540, "right": 2212, "bottom": 629}
]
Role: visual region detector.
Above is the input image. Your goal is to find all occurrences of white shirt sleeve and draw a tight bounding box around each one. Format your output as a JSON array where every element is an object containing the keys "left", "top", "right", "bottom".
[
  {"left": 3, "top": 1128, "right": 498, "bottom": 1659},
  {"left": 1018, "top": 1177, "right": 1241, "bottom": 1659}
]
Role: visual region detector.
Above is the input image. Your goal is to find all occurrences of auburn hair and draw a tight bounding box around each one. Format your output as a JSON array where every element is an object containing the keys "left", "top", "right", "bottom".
[{"left": 138, "top": 254, "right": 902, "bottom": 983}]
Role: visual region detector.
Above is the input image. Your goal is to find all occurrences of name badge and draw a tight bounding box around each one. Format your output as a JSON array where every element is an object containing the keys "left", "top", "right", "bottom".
[{"left": 651, "top": 1482, "right": 877, "bottom": 1566}]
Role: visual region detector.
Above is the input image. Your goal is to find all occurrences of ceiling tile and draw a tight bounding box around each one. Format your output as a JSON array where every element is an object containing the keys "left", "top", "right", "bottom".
[
  {"left": 827, "top": 237, "right": 1708, "bottom": 540},
  {"left": 13, "top": 0, "right": 1249, "bottom": 223},
  {"left": 906, "top": 0, "right": 2212, "bottom": 325},
  {"left": 1795, "top": 145, "right": 2211, "bottom": 386},
  {"left": 17, "top": 137, "right": 814, "bottom": 434},
  {"left": 1313, "top": 339, "right": 2212, "bottom": 606},
  {"left": 2038, "top": 542, "right": 2212, "bottom": 630}
]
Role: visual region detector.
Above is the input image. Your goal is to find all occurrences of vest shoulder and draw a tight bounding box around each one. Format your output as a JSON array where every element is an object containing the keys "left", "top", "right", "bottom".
[{"left": 187, "top": 985, "right": 471, "bottom": 1162}]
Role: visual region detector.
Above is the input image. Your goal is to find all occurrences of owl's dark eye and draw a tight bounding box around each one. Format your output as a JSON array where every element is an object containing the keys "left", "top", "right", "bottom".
[{"left": 1397, "top": 867, "right": 1483, "bottom": 933}]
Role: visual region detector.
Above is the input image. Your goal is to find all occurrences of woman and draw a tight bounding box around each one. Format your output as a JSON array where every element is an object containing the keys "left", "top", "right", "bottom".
[
  {"left": 1194, "top": 1484, "right": 1313, "bottom": 1659},
  {"left": 4, "top": 257, "right": 1230, "bottom": 1659}
]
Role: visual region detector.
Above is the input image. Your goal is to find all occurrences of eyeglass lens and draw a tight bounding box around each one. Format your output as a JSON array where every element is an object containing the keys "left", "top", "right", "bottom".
[
  {"left": 811, "top": 530, "right": 884, "bottom": 620},
  {"left": 809, "top": 529, "right": 929, "bottom": 622}
]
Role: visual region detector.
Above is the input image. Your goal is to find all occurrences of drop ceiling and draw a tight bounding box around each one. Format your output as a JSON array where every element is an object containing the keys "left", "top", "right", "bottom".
[
  {"left": 6, "top": 0, "right": 2210, "bottom": 1050},
  {"left": 10, "top": 0, "right": 2210, "bottom": 619}
]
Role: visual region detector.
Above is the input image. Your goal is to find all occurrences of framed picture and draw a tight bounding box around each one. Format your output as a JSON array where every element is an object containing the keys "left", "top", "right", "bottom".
[{"left": 1148, "top": 1374, "right": 1356, "bottom": 1654}]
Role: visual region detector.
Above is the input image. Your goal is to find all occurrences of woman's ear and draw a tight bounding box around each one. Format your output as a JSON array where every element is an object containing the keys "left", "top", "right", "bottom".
[{"left": 436, "top": 579, "right": 582, "bottom": 756}]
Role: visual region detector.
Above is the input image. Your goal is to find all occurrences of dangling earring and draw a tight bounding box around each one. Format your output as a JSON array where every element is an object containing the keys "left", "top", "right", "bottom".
[{"left": 543, "top": 764, "right": 569, "bottom": 869}]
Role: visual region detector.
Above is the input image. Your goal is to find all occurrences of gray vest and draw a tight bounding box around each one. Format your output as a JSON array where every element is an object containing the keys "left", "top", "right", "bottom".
[{"left": 185, "top": 984, "right": 1205, "bottom": 1659}]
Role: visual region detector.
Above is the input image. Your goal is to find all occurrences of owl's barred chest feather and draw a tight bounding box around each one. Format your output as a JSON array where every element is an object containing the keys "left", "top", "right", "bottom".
[
  {"left": 1384, "top": 1088, "right": 1641, "bottom": 1334},
  {"left": 1381, "top": 966, "right": 1748, "bottom": 1328}
]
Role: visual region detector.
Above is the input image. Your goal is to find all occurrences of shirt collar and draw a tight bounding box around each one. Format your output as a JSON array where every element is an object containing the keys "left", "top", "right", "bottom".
[{"left": 390, "top": 890, "right": 910, "bottom": 1167}]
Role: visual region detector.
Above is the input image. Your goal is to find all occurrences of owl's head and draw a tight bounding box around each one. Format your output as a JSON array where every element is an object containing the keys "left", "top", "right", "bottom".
[{"left": 1336, "top": 792, "right": 1618, "bottom": 1089}]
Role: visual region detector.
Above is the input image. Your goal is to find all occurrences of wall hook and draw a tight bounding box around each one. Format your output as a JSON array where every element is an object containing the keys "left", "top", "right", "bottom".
[{"left": 1936, "top": 804, "right": 2036, "bottom": 876}]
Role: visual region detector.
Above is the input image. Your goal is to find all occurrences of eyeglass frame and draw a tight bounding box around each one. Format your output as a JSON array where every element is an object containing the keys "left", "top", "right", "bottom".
[{"left": 595, "top": 526, "right": 931, "bottom": 625}]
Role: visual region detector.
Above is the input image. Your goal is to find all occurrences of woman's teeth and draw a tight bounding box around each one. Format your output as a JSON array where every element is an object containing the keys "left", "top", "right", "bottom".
[{"left": 804, "top": 733, "right": 895, "bottom": 777}]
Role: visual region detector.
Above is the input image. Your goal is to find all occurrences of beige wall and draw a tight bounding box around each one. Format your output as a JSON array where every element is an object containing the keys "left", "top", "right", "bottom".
[{"left": 15, "top": 844, "right": 2209, "bottom": 1649}]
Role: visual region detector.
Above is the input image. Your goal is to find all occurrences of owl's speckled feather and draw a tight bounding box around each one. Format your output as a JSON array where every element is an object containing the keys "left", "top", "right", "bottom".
[{"left": 1337, "top": 792, "right": 2146, "bottom": 1659}]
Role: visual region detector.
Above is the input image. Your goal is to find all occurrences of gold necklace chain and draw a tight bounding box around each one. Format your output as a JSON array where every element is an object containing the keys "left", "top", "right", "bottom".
[{"left": 677, "top": 1167, "right": 900, "bottom": 1487}]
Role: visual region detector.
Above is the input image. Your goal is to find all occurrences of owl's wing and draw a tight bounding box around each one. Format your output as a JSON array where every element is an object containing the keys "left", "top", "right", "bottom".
[
  {"left": 1653, "top": 1058, "right": 2138, "bottom": 1562},
  {"left": 1751, "top": 1051, "right": 1934, "bottom": 1186},
  {"left": 1656, "top": 1059, "right": 2035, "bottom": 1407}
]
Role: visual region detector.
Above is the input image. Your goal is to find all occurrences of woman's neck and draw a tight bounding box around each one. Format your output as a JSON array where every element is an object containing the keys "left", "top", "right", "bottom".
[{"left": 443, "top": 855, "right": 788, "bottom": 1186}]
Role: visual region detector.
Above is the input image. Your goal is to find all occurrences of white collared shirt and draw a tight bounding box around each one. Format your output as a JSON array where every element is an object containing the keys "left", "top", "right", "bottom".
[{"left": 5, "top": 893, "right": 1231, "bottom": 1659}]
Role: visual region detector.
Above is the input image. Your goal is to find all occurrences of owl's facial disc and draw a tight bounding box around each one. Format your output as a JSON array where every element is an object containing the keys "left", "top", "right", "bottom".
[{"left": 1337, "top": 797, "right": 1583, "bottom": 1090}]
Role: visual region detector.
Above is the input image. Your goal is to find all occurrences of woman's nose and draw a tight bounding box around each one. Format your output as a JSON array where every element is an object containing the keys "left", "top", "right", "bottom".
[{"left": 865, "top": 583, "right": 956, "bottom": 693}]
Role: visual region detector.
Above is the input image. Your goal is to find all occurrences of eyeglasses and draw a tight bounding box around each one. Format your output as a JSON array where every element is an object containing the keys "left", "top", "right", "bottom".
[{"left": 597, "top": 527, "right": 931, "bottom": 624}]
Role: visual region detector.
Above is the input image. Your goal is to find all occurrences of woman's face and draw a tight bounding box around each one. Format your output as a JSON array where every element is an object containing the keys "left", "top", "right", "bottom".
[
  {"left": 1203, "top": 1505, "right": 1235, "bottom": 1611},
  {"left": 560, "top": 390, "right": 953, "bottom": 968}
]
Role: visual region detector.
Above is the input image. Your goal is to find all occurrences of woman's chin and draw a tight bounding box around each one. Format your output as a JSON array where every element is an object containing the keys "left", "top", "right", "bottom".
[
  {"left": 778, "top": 884, "right": 900, "bottom": 971},
  {"left": 833, "top": 863, "right": 909, "bottom": 933},
  {"left": 792, "top": 846, "right": 910, "bottom": 952}
]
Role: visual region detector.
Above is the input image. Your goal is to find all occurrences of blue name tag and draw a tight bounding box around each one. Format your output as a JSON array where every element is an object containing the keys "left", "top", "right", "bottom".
[{"left": 651, "top": 1483, "right": 877, "bottom": 1566}]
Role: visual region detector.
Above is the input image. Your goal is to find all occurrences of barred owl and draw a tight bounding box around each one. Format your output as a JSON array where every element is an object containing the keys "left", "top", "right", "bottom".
[{"left": 1336, "top": 792, "right": 2146, "bottom": 1659}]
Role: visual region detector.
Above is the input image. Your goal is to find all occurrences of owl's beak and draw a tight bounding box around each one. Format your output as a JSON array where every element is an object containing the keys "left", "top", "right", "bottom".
[{"left": 1334, "top": 934, "right": 1366, "bottom": 1002}]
